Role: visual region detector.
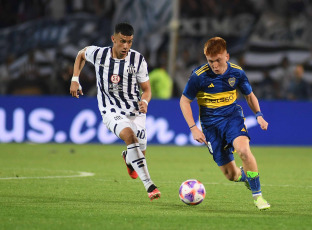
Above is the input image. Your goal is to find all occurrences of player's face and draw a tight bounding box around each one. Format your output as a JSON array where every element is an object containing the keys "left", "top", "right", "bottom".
[
  {"left": 205, "top": 50, "right": 229, "bottom": 75},
  {"left": 111, "top": 33, "right": 133, "bottom": 59}
]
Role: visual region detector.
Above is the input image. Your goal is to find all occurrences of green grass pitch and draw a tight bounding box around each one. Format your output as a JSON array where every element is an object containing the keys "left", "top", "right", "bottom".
[{"left": 0, "top": 143, "right": 311, "bottom": 230}]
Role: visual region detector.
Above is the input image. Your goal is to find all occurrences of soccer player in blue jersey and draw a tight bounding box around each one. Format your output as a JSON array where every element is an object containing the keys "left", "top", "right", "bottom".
[
  {"left": 180, "top": 37, "right": 270, "bottom": 210},
  {"left": 69, "top": 22, "right": 160, "bottom": 200}
]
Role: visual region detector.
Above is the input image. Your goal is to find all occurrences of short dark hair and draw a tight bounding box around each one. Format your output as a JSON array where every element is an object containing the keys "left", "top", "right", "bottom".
[{"left": 114, "top": 22, "right": 134, "bottom": 36}]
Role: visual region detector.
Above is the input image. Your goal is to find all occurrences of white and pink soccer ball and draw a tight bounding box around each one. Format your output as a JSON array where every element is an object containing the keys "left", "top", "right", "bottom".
[{"left": 179, "top": 179, "right": 206, "bottom": 205}]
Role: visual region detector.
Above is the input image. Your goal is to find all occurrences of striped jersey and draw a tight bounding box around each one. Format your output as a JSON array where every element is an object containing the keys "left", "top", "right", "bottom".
[
  {"left": 85, "top": 46, "right": 149, "bottom": 116},
  {"left": 182, "top": 62, "right": 252, "bottom": 125}
]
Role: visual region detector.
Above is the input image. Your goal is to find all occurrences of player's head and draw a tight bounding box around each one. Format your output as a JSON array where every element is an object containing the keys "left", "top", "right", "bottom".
[
  {"left": 204, "top": 37, "right": 229, "bottom": 75},
  {"left": 114, "top": 22, "right": 134, "bottom": 36},
  {"left": 111, "top": 22, "right": 134, "bottom": 59}
]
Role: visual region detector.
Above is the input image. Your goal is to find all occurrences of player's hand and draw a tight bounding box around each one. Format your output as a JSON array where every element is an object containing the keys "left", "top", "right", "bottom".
[
  {"left": 70, "top": 81, "right": 83, "bottom": 98},
  {"left": 139, "top": 100, "right": 148, "bottom": 113},
  {"left": 257, "top": 116, "right": 268, "bottom": 130},
  {"left": 191, "top": 126, "right": 208, "bottom": 145}
]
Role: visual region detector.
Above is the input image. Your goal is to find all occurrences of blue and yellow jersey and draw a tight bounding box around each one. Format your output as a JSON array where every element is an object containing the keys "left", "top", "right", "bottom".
[{"left": 182, "top": 62, "right": 252, "bottom": 125}]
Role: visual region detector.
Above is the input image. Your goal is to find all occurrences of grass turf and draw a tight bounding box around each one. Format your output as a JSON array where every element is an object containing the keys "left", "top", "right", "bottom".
[{"left": 0, "top": 143, "right": 311, "bottom": 230}]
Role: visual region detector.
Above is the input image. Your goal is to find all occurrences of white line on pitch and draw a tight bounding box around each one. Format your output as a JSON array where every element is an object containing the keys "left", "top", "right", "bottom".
[{"left": 0, "top": 171, "right": 95, "bottom": 180}]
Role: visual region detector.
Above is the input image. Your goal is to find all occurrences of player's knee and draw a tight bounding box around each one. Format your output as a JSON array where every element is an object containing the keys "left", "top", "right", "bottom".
[
  {"left": 120, "top": 127, "right": 138, "bottom": 144},
  {"left": 237, "top": 148, "right": 252, "bottom": 161},
  {"left": 125, "top": 133, "right": 138, "bottom": 144}
]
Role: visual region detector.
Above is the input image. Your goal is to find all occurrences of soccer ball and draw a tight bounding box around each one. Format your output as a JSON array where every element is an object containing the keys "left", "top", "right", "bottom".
[{"left": 179, "top": 179, "right": 206, "bottom": 205}]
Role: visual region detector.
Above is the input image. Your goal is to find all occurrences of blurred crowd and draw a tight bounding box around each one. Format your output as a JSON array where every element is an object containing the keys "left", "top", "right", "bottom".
[
  {"left": 0, "top": 0, "right": 311, "bottom": 100},
  {"left": 180, "top": 0, "right": 312, "bottom": 18},
  {"left": 0, "top": 0, "right": 115, "bottom": 27}
]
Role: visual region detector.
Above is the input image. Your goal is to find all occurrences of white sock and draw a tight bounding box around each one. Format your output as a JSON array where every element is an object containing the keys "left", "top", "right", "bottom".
[
  {"left": 126, "top": 143, "right": 153, "bottom": 191},
  {"left": 253, "top": 193, "right": 262, "bottom": 200}
]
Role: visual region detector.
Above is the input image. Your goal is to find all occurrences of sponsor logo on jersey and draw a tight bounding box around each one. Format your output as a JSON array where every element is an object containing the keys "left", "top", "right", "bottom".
[
  {"left": 110, "top": 74, "right": 120, "bottom": 84},
  {"left": 205, "top": 94, "right": 234, "bottom": 103},
  {"left": 127, "top": 64, "right": 136, "bottom": 74},
  {"left": 114, "top": 115, "right": 123, "bottom": 121},
  {"left": 228, "top": 77, "right": 236, "bottom": 87},
  {"left": 208, "top": 83, "right": 214, "bottom": 88},
  {"left": 196, "top": 90, "right": 237, "bottom": 108},
  {"left": 108, "top": 83, "right": 122, "bottom": 92}
]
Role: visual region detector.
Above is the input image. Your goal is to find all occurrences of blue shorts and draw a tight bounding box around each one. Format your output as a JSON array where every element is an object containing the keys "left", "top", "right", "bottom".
[{"left": 202, "top": 115, "right": 250, "bottom": 166}]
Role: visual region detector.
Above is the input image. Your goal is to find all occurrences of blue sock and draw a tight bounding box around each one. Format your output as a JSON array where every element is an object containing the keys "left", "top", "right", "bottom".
[
  {"left": 236, "top": 167, "right": 247, "bottom": 182},
  {"left": 247, "top": 171, "right": 262, "bottom": 196}
]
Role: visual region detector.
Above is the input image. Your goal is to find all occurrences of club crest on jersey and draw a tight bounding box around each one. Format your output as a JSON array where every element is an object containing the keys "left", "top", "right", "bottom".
[
  {"left": 228, "top": 77, "right": 236, "bottom": 87},
  {"left": 127, "top": 64, "right": 136, "bottom": 74},
  {"left": 110, "top": 74, "right": 120, "bottom": 83}
]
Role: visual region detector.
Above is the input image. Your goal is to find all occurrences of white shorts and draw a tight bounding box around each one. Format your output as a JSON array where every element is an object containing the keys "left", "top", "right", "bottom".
[{"left": 101, "top": 111, "right": 147, "bottom": 151}]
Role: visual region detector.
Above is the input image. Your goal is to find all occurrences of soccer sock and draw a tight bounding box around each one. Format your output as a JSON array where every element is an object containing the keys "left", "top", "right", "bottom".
[
  {"left": 126, "top": 143, "right": 153, "bottom": 191},
  {"left": 246, "top": 171, "right": 262, "bottom": 198},
  {"left": 236, "top": 167, "right": 247, "bottom": 182}
]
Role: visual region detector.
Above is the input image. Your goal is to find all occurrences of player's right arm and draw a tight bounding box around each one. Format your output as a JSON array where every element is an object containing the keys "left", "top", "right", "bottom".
[
  {"left": 70, "top": 47, "right": 88, "bottom": 98},
  {"left": 180, "top": 95, "right": 207, "bottom": 145}
]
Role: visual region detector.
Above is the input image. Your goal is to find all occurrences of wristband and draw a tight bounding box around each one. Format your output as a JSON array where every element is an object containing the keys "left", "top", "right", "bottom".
[
  {"left": 142, "top": 99, "right": 148, "bottom": 106},
  {"left": 72, "top": 76, "right": 82, "bottom": 91},
  {"left": 255, "top": 111, "right": 263, "bottom": 119},
  {"left": 189, "top": 124, "right": 196, "bottom": 129},
  {"left": 71, "top": 76, "right": 79, "bottom": 83}
]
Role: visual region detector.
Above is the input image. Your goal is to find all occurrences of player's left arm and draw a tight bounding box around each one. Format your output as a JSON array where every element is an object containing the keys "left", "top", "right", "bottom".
[
  {"left": 139, "top": 80, "right": 151, "bottom": 114},
  {"left": 244, "top": 92, "right": 268, "bottom": 130}
]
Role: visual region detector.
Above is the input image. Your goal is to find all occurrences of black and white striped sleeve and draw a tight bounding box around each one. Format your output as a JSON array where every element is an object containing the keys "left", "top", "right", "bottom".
[
  {"left": 85, "top": 46, "right": 100, "bottom": 65},
  {"left": 136, "top": 57, "right": 149, "bottom": 83}
]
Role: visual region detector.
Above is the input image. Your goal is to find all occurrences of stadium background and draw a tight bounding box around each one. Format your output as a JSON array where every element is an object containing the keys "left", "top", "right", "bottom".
[{"left": 0, "top": 0, "right": 312, "bottom": 146}]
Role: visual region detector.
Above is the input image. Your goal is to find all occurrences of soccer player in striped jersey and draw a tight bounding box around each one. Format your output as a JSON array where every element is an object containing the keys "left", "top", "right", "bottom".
[
  {"left": 180, "top": 37, "right": 270, "bottom": 210},
  {"left": 69, "top": 22, "right": 160, "bottom": 200}
]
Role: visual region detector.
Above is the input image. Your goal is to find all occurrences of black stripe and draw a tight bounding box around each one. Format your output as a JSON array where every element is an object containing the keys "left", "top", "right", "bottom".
[
  {"left": 113, "top": 124, "right": 117, "bottom": 135},
  {"left": 133, "top": 100, "right": 139, "bottom": 111},
  {"left": 102, "top": 48, "right": 113, "bottom": 105},
  {"left": 127, "top": 145, "right": 140, "bottom": 150},
  {"left": 98, "top": 48, "right": 113, "bottom": 106},
  {"left": 121, "top": 111, "right": 126, "bottom": 115},
  {"left": 111, "top": 108, "right": 116, "bottom": 113},
  {"left": 118, "top": 60, "right": 131, "bottom": 109},
  {"left": 97, "top": 82, "right": 106, "bottom": 107},
  {"left": 127, "top": 52, "right": 136, "bottom": 100},
  {"left": 132, "top": 157, "right": 145, "bottom": 163},
  {"left": 137, "top": 55, "right": 143, "bottom": 73},
  {"left": 108, "top": 58, "right": 122, "bottom": 108},
  {"left": 93, "top": 48, "right": 100, "bottom": 64},
  {"left": 97, "top": 48, "right": 106, "bottom": 108},
  {"left": 135, "top": 56, "right": 143, "bottom": 99},
  {"left": 132, "top": 54, "right": 144, "bottom": 111},
  {"left": 134, "top": 82, "right": 140, "bottom": 99}
]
